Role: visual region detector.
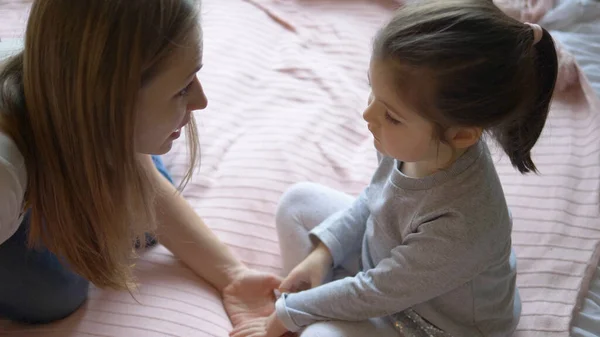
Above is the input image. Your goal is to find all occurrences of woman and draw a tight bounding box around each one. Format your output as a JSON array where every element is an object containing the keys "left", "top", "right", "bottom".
[{"left": 0, "top": 0, "right": 279, "bottom": 327}]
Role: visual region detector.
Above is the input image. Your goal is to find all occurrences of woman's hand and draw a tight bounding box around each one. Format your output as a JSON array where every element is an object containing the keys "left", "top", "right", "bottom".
[
  {"left": 279, "top": 242, "right": 333, "bottom": 293},
  {"left": 229, "top": 312, "right": 289, "bottom": 337},
  {"left": 223, "top": 268, "right": 283, "bottom": 328}
]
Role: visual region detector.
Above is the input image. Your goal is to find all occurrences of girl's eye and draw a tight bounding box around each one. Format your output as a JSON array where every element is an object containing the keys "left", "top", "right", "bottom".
[
  {"left": 385, "top": 111, "right": 401, "bottom": 125},
  {"left": 178, "top": 82, "right": 193, "bottom": 97}
]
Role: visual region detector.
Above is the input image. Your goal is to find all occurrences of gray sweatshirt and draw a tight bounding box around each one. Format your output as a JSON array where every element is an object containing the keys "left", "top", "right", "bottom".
[{"left": 275, "top": 141, "right": 521, "bottom": 336}]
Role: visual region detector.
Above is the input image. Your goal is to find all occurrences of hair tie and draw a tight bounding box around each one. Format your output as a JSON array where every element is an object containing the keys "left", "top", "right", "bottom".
[{"left": 525, "top": 22, "right": 543, "bottom": 45}]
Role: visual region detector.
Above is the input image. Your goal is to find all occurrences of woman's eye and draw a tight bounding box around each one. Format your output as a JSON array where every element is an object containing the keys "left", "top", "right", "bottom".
[{"left": 178, "top": 82, "right": 193, "bottom": 97}]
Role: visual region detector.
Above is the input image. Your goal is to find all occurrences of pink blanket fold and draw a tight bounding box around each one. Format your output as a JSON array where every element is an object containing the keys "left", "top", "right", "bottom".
[{"left": 1, "top": 0, "right": 599, "bottom": 336}]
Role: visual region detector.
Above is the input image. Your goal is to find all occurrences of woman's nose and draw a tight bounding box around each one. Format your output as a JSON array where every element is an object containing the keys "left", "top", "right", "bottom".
[{"left": 188, "top": 77, "right": 208, "bottom": 111}]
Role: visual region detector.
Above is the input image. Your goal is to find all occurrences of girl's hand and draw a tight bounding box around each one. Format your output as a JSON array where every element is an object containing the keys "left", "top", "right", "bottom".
[
  {"left": 229, "top": 313, "right": 289, "bottom": 337},
  {"left": 279, "top": 242, "right": 333, "bottom": 293}
]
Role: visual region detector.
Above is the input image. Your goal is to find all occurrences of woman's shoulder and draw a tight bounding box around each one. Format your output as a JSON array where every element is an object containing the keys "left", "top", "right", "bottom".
[{"left": 0, "top": 129, "right": 27, "bottom": 245}]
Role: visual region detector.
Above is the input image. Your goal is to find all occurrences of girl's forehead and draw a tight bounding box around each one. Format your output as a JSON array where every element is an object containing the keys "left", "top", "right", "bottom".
[{"left": 369, "top": 60, "right": 437, "bottom": 123}]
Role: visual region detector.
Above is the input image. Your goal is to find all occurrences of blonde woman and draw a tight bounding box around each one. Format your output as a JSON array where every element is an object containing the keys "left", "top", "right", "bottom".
[{"left": 0, "top": 0, "right": 280, "bottom": 327}]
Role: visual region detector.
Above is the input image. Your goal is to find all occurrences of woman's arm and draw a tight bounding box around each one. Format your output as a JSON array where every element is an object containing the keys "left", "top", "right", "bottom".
[
  {"left": 140, "top": 154, "right": 244, "bottom": 291},
  {"left": 139, "top": 155, "right": 282, "bottom": 330}
]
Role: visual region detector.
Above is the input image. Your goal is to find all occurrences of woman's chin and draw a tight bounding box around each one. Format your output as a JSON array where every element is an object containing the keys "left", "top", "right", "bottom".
[
  {"left": 136, "top": 140, "right": 174, "bottom": 156},
  {"left": 157, "top": 140, "right": 174, "bottom": 155}
]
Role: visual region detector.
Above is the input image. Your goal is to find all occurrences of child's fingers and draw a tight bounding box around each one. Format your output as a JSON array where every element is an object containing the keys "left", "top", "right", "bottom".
[
  {"left": 230, "top": 321, "right": 264, "bottom": 336},
  {"left": 279, "top": 271, "right": 300, "bottom": 291},
  {"left": 279, "top": 271, "right": 307, "bottom": 293},
  {"left": 237, "top": 327, "right": 262, "bottom": 337},
  {"left": 230, "top": 322, "right": 262, "bottom": 335},
  {"left": 229, "top": 324, "right": 262, "bottom": 337},
  {"left": 280, "top": 280, "right": 310, "bottom": 293},
  {"left": 296, "top": 281, "right": 311, "bottom": 292},
  {"left": 264, "top": 273, "right": 284, "bottom": 289}
]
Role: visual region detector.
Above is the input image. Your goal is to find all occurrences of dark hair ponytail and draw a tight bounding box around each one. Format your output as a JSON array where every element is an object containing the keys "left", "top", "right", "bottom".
[
  {"left": 493, "top": 28, "right": 558, "bottom": 174},
  {"left": 373, "top": 0, "right": 559, "bottom": 174}
]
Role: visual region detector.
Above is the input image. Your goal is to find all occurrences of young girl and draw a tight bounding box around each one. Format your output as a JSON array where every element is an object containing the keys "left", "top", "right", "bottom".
[
  {"left": 0, "top": 0, "right": 280, "bottom": 326},
  {"left": 231, "top": 0, "right": 558, "bottom": 336}
]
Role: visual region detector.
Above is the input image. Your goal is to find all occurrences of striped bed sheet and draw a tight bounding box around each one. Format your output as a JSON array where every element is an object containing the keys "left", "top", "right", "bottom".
[{"left": 1, "top": 0, "right": 599, "bottom": 336}]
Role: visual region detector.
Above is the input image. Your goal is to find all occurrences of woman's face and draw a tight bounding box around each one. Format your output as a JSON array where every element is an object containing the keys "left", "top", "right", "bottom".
[{"left": 135, "top": 28, "right": 207, "bottom": 155}]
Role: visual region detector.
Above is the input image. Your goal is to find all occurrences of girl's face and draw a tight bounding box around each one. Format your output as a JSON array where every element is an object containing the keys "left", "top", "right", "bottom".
[
  {"left": 135, "top": 28, "right": 207, "bottom": 155},
  {"left": 364, "top": 60, "right": 452, "bottom": 177}
]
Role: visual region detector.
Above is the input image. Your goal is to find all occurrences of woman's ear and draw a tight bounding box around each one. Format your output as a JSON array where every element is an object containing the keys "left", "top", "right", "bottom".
[{"left": 445, "top": 126, "right": 482, "bottom": 149}]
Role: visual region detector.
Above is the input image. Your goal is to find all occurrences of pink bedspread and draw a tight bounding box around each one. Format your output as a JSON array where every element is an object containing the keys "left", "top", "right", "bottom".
[{"left": 1, "top": 0, "right": 600, "bottom": 336}]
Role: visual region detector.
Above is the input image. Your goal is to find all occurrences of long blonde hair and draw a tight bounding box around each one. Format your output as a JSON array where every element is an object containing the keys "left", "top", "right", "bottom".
[{"left": 0, "top": 0, "right": 201, "bottom": 289}]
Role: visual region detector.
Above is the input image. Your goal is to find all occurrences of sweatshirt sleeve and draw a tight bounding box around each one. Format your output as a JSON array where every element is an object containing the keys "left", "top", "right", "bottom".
[
  {"left": 276, "top": 211, "right": 495, "bottom": 331},
  {"left": 309, "top": 188, "right": 370, "bottom": 268}
]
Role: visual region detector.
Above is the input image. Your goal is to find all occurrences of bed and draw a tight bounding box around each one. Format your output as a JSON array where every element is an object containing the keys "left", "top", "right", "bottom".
[{"left": 0, "top": 0, "right": 599, "bottom": 336}]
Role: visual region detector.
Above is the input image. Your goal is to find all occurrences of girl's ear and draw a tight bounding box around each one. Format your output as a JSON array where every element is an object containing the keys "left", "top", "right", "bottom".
[{"left": 445, "top": 126, "right": 482, "bottom": 149}]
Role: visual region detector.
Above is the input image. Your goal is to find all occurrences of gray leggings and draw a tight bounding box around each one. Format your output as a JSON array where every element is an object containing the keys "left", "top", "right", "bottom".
[{"left": 275, "top": 182, "right": 399, "bottom": 337}]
